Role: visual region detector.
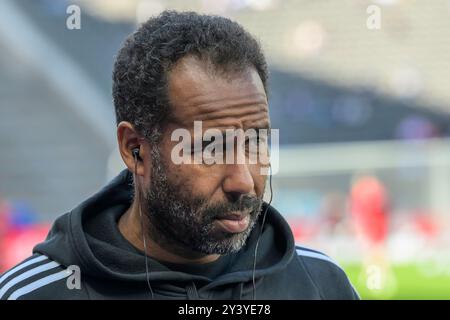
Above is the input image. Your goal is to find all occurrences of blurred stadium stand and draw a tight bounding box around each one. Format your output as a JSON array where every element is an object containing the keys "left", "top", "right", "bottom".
[
  {"left": 0, "top": 0, "right": 115, "bottom": 219},
  {"left": 1, "top": 0, "right": 450, "bottom": 298}
]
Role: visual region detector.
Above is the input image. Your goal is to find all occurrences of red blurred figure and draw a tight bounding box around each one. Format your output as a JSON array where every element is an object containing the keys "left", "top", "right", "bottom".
[
  {"left": 350, "top": 175, "right": 389, "bottom": 246},
  {"left": 349, "top": 175, "right": 396, "bottom": 298}
]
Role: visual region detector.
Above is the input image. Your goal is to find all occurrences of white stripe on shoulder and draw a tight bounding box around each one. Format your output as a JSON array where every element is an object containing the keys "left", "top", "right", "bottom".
[
  {"left": 0, "top": 255, "right": 47, "bottom": 285},
  {"left": 8, "top": 270, "right": 71, "bottom": 300},
  {"left": 0, "top": 261, "right": 60, "bottom": 299},
  {"left": 296, "top": 246, "right": 360, "bottom": 298},
  {"left": 296, "top": 248, "right": 341, "bottom": 269}
]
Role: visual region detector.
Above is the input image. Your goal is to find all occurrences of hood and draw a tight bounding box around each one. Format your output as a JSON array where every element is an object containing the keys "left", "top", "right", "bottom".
[{"left": 33, "top": 169, "right": 296, "bottom": 299}]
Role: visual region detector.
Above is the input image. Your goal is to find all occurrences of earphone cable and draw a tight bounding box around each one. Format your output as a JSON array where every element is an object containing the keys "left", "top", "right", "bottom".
[
  {"left": 134, "top": 153, "right": 155, "bottom": 299},
  {"left": 252, "top": 164, "right": 273, "bottom": 300}
]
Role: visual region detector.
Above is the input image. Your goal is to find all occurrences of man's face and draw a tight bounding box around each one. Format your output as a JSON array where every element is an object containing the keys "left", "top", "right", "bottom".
[{"left": 143, "top": 56, "right": 270, "bottom": 255}]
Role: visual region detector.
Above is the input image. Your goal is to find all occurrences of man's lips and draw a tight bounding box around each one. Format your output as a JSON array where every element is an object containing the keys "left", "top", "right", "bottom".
[
  {"left": 217, "top": 213, "right": 246, "bottom": 220},
  {"left": 214, "top": 211, "right": 251, "bottom": 233},
  {"left": 215, "top": 209, "right": 252, "bottom": 219}
]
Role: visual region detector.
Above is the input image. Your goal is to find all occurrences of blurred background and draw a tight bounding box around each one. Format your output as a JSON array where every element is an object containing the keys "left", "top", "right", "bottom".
[{"left": 1, "top": 0, "right": 450, "bottom": 299}]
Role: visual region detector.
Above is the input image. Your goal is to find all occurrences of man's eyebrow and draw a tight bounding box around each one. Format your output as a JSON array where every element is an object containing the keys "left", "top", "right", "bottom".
[
  {"left": 255, "top": 123, "right": 271, "bottom": 130},
  {"left": 249, "top": 122, "right": 271, "bottom": 132}
]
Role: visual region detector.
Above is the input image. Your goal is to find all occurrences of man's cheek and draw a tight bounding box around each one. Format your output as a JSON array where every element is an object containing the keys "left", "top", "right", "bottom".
[
  {"left": 251, "top": 170, "right": 266, "bottom": 197},
  {"left": 164, "top": 162, "right": 190, "bottom": 188},
  {"left": 181, "top": 167, "right": 221, "bottom": 194}
]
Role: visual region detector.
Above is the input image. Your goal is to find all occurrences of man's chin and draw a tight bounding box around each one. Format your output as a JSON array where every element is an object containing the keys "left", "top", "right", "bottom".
[{"left": 192, "top": 221, "right": 255, "bottom": 255}]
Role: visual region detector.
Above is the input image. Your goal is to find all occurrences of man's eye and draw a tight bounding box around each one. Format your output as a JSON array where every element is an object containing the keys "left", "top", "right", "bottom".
[
  {"left": 190, "top": 141, "right": 206, "bottom": 153},
  {"left": 202, "top": 141, "right": 217, "bottom": 152},
  {"left": 245, "top": 136, "right": 261, "bottom": 147},
  {"left": 204, "top": 142, "right": 224, "bottom": 153},
  {"left": 190, "top": 141, "right": 221, "bottom": 154}
]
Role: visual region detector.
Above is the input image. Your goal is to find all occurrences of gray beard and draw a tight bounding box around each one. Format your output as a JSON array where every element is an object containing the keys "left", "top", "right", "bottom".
[{"left": 140, "top": 146, "right": 263, "bottom": 255}]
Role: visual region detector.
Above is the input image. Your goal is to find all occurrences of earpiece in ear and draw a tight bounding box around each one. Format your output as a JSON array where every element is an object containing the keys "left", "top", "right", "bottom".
[{"left": 132, "top": 147, "right": 140, "bottom": 161}]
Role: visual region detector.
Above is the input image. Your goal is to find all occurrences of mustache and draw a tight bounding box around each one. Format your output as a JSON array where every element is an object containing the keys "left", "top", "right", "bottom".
[{"left": 201, "top": 195, "right": 263, "bottom": 221}]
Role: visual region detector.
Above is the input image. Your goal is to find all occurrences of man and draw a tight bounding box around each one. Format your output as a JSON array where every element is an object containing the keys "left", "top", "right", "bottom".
[{"left": 0, "top": 11, "right": 359, "bottom": 300}]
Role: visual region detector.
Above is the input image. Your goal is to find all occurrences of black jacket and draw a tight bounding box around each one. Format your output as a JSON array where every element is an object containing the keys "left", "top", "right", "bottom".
[{"left": 0, "top": 169, "right": 359, "bottom": 300}]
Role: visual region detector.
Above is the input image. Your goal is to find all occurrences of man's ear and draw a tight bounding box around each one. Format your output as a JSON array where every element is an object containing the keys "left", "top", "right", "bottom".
[{"left": 117, "top": 121, "right": 147, "bottom": 177}]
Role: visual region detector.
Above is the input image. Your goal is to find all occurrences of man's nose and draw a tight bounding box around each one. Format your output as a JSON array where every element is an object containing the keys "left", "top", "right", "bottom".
[{"left": 222, "top": 164, "right": 254, "bottom": 202}]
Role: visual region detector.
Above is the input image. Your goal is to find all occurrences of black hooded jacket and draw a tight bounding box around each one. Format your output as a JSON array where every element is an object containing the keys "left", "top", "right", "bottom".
[{"left": 0, "top": 169, "right": 359, "bottom": 300}]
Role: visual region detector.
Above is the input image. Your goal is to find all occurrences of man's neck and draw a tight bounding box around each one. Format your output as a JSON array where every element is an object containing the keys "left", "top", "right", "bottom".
[{"left": 118, "top": 201, "right": 220, "bottom": 264}]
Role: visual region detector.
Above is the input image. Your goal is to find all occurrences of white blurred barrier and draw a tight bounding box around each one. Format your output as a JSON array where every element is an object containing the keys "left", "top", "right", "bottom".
[{"left": 274, "top": 138, "right": 450, "bottom": 217}]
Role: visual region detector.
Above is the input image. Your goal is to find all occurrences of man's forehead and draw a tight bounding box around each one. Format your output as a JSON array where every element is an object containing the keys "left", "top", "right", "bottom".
[{"left": 167, "top": 56, "right": 269, "bottom": 129}]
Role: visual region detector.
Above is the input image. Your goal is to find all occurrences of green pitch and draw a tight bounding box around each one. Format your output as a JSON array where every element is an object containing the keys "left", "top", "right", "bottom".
[{"left": 343, "top": 264, "right": 450, "bottom": 300}]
